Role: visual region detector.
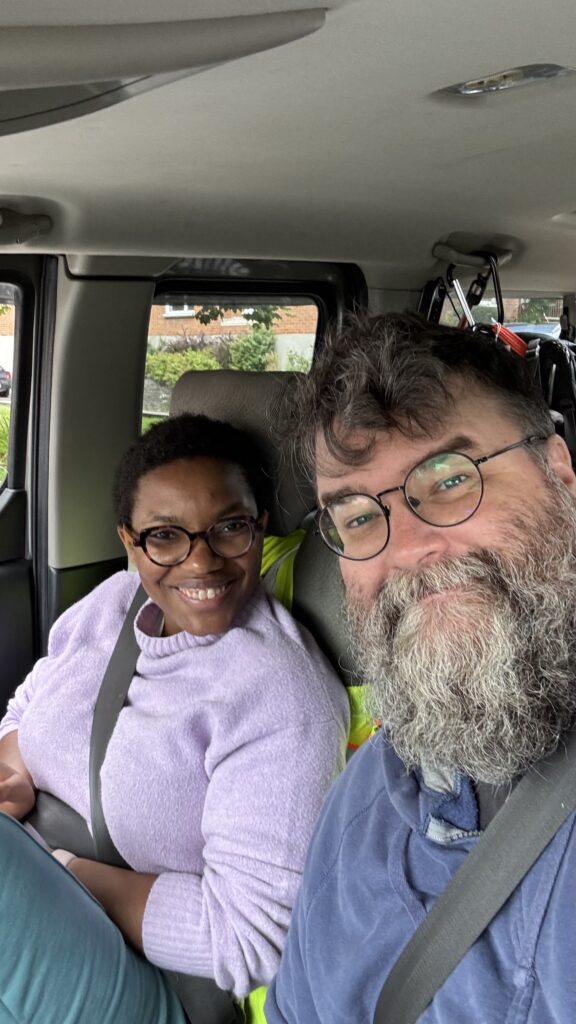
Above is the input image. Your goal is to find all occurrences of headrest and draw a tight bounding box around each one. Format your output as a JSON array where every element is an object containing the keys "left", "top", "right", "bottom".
[
  {"left": 291, "top": 527, "right": 356, "bottom": 684},
  {"left": 170, "top": 370, "right": 316, "bottom": 535}
]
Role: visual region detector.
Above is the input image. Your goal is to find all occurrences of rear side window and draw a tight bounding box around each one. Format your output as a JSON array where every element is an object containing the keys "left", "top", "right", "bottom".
[
  {"left": 441, "top": 289, "right": 562, "bottom": 332},
  {"left": 144, "top": 296, "right": 318, "bottom": 427},
  {"left": 0, "top": 285, "right": 17, "bottom": 485}
]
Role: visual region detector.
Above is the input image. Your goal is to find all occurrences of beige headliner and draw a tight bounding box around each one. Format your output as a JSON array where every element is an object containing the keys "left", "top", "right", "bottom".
[{"left": 2, "top": 0, "right": 576, "bottom": 291}]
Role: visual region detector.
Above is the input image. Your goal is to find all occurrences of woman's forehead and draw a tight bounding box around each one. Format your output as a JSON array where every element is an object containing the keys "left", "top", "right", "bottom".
[{"left": 133, "top": 457, "right": 256, "bottom": 513}]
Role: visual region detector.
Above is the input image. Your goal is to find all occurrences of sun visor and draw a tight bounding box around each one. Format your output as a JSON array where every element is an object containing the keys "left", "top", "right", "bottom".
[{"left": 0, "top": 10, "right": 325, "bottom": 136}]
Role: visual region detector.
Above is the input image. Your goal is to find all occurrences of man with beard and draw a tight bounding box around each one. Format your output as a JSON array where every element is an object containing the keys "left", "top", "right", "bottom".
[{"left": 265, "top": 312, "right": 576, "bottom": 1023}]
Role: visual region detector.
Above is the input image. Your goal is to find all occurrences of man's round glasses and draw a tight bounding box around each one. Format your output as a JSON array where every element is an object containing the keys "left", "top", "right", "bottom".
[
  {"left": 317, "top": 434, "right": 549, "bottom": 561},
  {"left": 130, "top": 516, "right": 264, "bottom": 566}
]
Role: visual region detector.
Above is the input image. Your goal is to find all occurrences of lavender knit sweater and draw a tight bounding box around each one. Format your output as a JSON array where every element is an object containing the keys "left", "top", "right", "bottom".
[{"left": 0, "top": 571, "right": 349, "bottom": 997}]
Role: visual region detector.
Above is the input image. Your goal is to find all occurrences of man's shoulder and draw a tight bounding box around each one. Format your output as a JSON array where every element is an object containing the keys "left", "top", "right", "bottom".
[
  {"left": 301, "top": 735, "right": 394, "bottom": 885},
  {"left": 324, "top": 732, "right": 394, "bottom": 811}
]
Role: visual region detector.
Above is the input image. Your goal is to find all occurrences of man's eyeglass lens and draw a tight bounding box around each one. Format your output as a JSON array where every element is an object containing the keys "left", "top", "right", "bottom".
[
  {"left": 144, "top": 520, "right": 256, "bottom": 565},
  {"left": 319, "top": 452, "right": 483, "bottom": 560}
]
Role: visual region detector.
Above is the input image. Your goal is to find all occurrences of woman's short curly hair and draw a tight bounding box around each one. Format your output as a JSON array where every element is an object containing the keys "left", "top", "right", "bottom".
[{"left": 113, "top": 413, "right": 272, "bottom": 526}]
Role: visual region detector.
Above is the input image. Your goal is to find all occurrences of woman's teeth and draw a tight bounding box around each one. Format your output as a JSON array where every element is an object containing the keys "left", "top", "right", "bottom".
[{"left": 178, "top": 583, "right": 228, "bottom": 602}]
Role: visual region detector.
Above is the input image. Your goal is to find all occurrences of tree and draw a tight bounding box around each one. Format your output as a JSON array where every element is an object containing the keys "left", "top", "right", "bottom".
[
  {"left": 518, "top": 298, "right": 559, "bottom": 323},
  {"left": 194, "top": 304, "right": 281, "bottom": 330}
]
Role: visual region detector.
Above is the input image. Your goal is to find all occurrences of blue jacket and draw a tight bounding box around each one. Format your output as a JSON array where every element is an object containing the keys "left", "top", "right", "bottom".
[{"left": 265, "top": 731, "right": 576, "bottom": 1023}]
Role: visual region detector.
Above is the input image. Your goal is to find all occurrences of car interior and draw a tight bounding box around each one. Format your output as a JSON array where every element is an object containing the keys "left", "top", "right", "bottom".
[
  {"left": 2, "top": 1, "right": 576, "bottom": 1019},
  {"left": 1, "top": 0, "right": 576, "bottom": 893}
]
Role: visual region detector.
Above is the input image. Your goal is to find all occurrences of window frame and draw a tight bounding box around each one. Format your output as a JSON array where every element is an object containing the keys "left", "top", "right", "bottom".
[{"left": 152, "top": 262, "right": 368, "bottom": 358}]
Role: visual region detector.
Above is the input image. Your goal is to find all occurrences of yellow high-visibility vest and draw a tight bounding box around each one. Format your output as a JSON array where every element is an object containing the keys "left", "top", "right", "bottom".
[{"left": 244, "top": 533, "right": 376, "bottom": 1023}]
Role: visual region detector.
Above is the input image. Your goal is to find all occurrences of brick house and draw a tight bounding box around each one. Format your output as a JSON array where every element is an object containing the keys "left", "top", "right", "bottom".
[{"left": 148, "top": 301, "right": 318, "bottom": 369}]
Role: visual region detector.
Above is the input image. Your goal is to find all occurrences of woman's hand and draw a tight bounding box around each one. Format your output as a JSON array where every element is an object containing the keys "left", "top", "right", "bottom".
[{"left": 0, "top": 760, "right": 36, "bottom": 819}]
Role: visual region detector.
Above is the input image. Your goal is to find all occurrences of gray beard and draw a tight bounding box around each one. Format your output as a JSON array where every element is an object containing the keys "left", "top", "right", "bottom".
[{"left": 347, "top": 478, "right": 576, "bottom": 784}]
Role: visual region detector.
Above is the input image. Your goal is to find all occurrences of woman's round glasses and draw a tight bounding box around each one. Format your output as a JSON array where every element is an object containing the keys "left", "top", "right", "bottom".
[
  {"left": 131, "top": 516, "right": 264, "bottom": 566},
  {"left": 317, "top": 435, "right": 549, "bottom": 561}
]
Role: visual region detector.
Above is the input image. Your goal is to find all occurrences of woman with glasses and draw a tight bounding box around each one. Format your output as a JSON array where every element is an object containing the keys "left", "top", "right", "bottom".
[{"left": 0, "top": 413, "right": 349, "bottom": 1024}]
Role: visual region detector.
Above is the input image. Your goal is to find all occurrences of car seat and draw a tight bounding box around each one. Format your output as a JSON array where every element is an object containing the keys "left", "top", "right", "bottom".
[
  {"left": 170, "top": 369, "right": 357, "bottom": 682},
  {"left": 170, "top": 369, "right": 372, "bottom": 751}
]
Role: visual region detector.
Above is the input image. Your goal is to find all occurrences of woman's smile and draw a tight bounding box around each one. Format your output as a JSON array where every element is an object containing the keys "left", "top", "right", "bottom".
[{"left": 176, "top": 581, "right": 232, "bottom": 603}]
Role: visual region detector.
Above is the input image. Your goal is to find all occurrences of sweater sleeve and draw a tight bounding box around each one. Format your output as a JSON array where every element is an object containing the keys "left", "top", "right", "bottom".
[
  {"left": 0, "top": 616, "right": 70, "bottom": 742},
  {"left": 0, "top": 667, "right": 36, "bottom": 741},
  {"left": 142, "top": 707, "right": 348, "bottom": 998},
  {"left": 0, "top": 572, "right": 138, "bottom": 744},
  {"left": 0, "top": 642, "right": 60, "bottom": 741}
]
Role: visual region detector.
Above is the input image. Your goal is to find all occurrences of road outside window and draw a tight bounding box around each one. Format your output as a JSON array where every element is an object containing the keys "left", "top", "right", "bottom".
[{"left": 143, "top": 297, "right": 318, "bottom": 431}]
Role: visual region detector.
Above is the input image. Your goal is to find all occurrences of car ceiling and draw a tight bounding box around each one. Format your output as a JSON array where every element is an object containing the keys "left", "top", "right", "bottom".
[{"left": 2, "top": 0, "right": 576, "bottom": 292}]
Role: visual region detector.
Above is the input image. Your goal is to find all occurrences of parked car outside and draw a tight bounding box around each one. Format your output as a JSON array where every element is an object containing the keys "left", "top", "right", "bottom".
[
  {"left": 0, "top": 365, "right": 10, "bottom": 397},
  {"left": 506, "top": 322, "right": 561, "bottom": 338}
]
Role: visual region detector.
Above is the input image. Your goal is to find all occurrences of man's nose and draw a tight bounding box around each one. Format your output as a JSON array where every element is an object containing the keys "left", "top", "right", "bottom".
[{"left": 383, "top": 495, "right": 452, "bottom": 572}]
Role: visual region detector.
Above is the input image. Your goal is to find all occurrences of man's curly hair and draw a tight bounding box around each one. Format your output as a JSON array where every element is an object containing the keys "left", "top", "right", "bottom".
[{"left": 279, "top": 312, "right": 553, "bottom": 477}]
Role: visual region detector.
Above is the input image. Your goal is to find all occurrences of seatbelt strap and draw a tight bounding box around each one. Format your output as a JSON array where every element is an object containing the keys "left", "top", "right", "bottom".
[
  {"left": 374, "top": 728, "right": 576, "bottom": 1024},
  {"left": 89, "top": 583, "right": 147, "bottom": 867},
  {"left": 88, "top": 581, "right": 244, "bottom": 1023}
]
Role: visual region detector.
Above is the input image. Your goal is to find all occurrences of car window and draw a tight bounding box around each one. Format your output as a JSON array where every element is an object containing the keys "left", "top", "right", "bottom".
[
  {"left": 0, "top": 284, "right": 17, "bottom": 486},
  {"left": 144, "top": 296, "right": 318, "bottom": 428},
  {"left": 441, "top": 288, "right": 562, "bottom": 332}
]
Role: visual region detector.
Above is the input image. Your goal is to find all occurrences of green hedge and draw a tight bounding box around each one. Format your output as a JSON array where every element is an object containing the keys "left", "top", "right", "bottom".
[
  {"left": 229, "top": 327, "right": 276, "bottom": 371},
  {"left": 0, "top": 406, "right": 9, "bottom": 481},
  {"left": 145, "top": 348, "right": 220, "bottom": 386}
]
